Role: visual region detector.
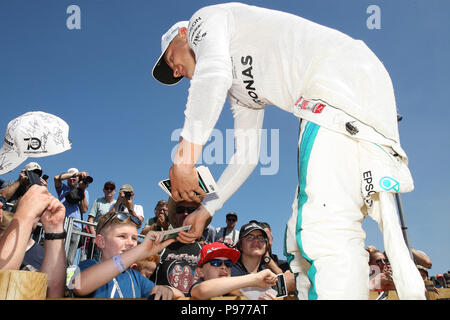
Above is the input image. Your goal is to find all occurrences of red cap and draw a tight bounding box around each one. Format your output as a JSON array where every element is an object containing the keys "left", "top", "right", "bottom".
[{"left": 197, "top": 242, "right": 240, "bottom": 267}]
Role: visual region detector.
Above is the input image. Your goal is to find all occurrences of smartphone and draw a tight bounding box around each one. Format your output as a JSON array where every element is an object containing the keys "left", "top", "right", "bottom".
[
  {"left": 271, "top": 274, "right": 288, "bottom": 298},
  {"left": 26, "top": 170, "right": 42, "bottom": 188}
]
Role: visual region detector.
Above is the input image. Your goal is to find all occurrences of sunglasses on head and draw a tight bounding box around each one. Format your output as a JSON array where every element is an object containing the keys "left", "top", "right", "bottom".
[
  {"left": 97, "top": 211, "right": 141, "bottom": 234},
  {"left": 206, "top": 259, "right": 233, "bottom": 268},
  {"left": 175, "top": 206, "right": 197, "bottom": 214}
]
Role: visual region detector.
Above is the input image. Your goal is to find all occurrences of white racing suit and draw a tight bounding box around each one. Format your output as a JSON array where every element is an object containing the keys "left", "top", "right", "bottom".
[{"left": 178, "top": 3, "right": 425, "bottom": 299}]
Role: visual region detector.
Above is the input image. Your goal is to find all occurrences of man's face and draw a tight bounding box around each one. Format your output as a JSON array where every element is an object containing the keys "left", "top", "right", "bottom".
[
  {"left": 68, "top": 175, "right": 78, "bottom": 188},
  {"left": 174, "top": 200, "right": 198, "bottom": 227},
  {"left": 103, "top": 185, "right": 116, "bottom": 198},
  {"left": 198, "top": 257, "right": 232, "bottom": 281},
  {"left": 164, "top": 28, "right": 196, "bottom": 80},
  {"left": 226, "top": 215, "right": 237, "bottom": 228},
  {"left": 155, "top": 205, "right": 168, "bottom": 218}
]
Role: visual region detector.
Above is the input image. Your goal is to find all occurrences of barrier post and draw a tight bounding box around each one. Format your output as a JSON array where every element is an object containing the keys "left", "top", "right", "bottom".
[{"left": 0, "top": 270, "right": 48, "bottom": 299}]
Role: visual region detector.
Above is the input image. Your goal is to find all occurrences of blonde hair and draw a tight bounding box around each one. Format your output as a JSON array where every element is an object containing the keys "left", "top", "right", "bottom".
[{"left": 96, "top": 211, "right": 138, "bottom": 234}]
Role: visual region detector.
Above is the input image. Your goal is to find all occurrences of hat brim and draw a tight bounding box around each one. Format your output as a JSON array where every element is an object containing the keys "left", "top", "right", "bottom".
[
  {"left": 0, "top": 145, "right": 27, "bottom": 175},
  {"left": 199, "top": 248, "right": 241, "bottom": 266},
  {"left": 152, "top": 52, "right": 183, "bottom": 86},
  {"left": 240, "top": 226, "right": 268, "bottom": 240}
]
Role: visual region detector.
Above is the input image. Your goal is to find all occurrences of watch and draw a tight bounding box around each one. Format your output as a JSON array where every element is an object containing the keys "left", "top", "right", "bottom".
[
  {"left": 263, "top": 256, "right": 272, "bottom": 265},
  {"left": 44, "top": 231, "right": 67, "bottom": 240}
]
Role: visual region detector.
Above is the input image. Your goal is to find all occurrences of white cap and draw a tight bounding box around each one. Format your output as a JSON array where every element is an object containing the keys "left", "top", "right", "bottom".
[
  {"left": 67, "top": 168, "right": 79, "bottom": 174},
  {"left": 152, "top": 21, "right": 189, "bottom": 85},
  {"left": 23, "top": 162, "right": 42, "bottom": 172},
  {"left": 0, "top": 111, "right": 72, "bottom": 175}
]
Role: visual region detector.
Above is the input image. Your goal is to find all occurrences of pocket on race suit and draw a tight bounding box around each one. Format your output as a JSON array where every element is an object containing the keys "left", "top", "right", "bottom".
[{"left": 359, "top": 139, "right": 414, "bottom": 211}]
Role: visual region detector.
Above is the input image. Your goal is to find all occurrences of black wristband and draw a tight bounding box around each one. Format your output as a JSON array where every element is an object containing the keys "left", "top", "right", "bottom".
[{"left": 44, "top": 231, "right": 67, "bottom": 240}]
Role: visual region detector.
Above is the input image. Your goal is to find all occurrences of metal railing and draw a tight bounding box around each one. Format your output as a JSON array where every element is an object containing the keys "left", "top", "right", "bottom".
[{"left": 32, "top": 217, "right": 146, "bottom": 266}]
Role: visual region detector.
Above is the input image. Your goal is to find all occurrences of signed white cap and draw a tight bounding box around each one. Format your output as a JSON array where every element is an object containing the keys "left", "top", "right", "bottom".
[{"left": 0, "top": 111, "right": 71, "bottom": 174}]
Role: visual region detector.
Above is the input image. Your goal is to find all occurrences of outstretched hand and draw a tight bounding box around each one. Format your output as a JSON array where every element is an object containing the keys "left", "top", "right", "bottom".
[
  {"left": 142, "top": 231, "right": 175, "bottom": 256},
  {"left": 255, "top": 269, "right": 278, "bottom": 289}
]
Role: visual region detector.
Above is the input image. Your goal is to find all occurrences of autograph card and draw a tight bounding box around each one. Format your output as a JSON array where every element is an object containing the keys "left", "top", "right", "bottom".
[{"left": 148, "top": 225, "right": 192, "bottom": 241}]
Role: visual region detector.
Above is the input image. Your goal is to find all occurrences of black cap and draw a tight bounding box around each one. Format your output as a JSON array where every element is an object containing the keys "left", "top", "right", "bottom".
[
  {"left": 239, "top": 222, "right": 268, "bottom": 240},
  {"left": 226, "top": 212, "right": 238, "bottom": 219}
]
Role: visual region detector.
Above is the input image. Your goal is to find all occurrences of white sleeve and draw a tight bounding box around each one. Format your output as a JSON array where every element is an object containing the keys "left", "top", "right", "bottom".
[
  {"left": 201, "top": 97, "right": 265, "bottom": 216},
  {"left": 180, "top": 6, "right": 234, "bottom": 145}
]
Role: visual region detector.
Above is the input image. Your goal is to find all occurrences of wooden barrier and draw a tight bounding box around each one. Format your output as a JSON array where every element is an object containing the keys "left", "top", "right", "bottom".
[
  {"left": 49, "top": 288, "right": 450, "bottom": 300},
  {"left": 0, "top": 270, "right": 48, "bottom": 300}
]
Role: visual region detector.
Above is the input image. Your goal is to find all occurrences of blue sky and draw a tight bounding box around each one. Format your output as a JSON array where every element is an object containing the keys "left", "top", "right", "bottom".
[{"left": 1, "top": 0, "right": 449, "bottom": 276}]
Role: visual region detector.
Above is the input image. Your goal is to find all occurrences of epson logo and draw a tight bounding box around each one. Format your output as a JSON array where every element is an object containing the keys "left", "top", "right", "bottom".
[{"left": 363, "top": 170, "right": 376, "bottom": 206}]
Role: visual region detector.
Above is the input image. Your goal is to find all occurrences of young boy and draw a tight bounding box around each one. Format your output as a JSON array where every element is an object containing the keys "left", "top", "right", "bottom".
[
  {"left": 72, "top": 211, "right": 183, "bottom": 299},
  {"left": 189, "top": 242, "right": 278, "bottom": 300}
]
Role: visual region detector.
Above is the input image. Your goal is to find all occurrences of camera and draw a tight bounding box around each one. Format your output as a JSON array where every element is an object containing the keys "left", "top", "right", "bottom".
[
  {"left": 80, "top": 175, "right": 93, "bottom": 184},
  {"left": 124, "top": 191, "right": 132, "bottom": 200}
]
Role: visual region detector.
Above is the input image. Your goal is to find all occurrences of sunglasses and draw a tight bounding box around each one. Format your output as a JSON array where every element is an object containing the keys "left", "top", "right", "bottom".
[
  {"left": 244, "top": 234, "right": 266, "bottom": 243},
  {"left": 175, "top": 206, "right": 197, "bottom": 214},
  {"left": 104, "top": 187, "right": 115, "bottom": 191},
  {"left": 156, "top": 208, "right": 168, "bottom": 213},
  {"left": 227, "top": 218, "right": 236, "bottom": 222},
  {"left": 375, "top": 258, "right": 390, "bottom": 265},
  {"left": 206, "top": 259, "right": 233, "bottom": 268},
  {"left": 97, "top": 211, "right": 141, "bottom": 234}
]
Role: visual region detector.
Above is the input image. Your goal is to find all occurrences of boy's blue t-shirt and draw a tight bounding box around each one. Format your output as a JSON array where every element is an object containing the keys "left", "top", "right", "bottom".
[{"left": 77, "top": 259, "right": 154, "bottom": 298}]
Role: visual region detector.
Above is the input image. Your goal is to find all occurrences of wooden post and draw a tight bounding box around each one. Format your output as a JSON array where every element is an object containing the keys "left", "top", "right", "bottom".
[
  {"left": 424, "top": 280, "right": 438, "bottom": 300},
  {"left": 0, "top": 270, "right": 48, "bottom": 300}
]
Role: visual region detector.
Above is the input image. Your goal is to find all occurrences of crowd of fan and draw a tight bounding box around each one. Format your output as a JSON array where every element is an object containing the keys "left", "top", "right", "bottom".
[{"left": 0, "top": 161, "right": 447, "bottom": 299}]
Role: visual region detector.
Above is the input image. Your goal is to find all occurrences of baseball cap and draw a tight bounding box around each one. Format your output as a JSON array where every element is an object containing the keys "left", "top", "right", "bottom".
[
  {"left": 23, "top": 162, "right": 42, "bottom": 173},
  {"left": 197, "top": 242, "right": 241, "bottom": 267},
  {"left": 152, "top": 20, "right": 189, "bottom": 85},
  {"left": 239, "top": 222, "right": 268, "bottom": 240},
  {"left": 119, "top": 184, "right": 134, "bottom": 193},
  {"left": 104, "top": 181, "right": 116, "bottom": 189},
  {"left": 226, "top": 212, "right": 238, "bottom": 219},
  {"left": 67, "top": 168, "right": 79, "bottom": 174},
  {"left": 0, "top": 111, "right": 71, "bottom": 175}
]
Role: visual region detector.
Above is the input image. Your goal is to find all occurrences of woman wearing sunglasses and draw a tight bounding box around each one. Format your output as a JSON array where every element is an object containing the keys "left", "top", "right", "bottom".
[
  {"left": 189, "top": 242, "right": 278, "bottom": 300},
  {"left": 71, "top": 211, "right": 183, "bottom": 299}
]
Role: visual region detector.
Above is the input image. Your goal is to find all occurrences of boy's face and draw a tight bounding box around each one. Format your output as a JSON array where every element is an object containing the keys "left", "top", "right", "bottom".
[
  {"left": 96, "top": 223, "right": 138, "bottom": 260},
  {"left": 198, "top": 257, "right": 232, "bottom": 281}
]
